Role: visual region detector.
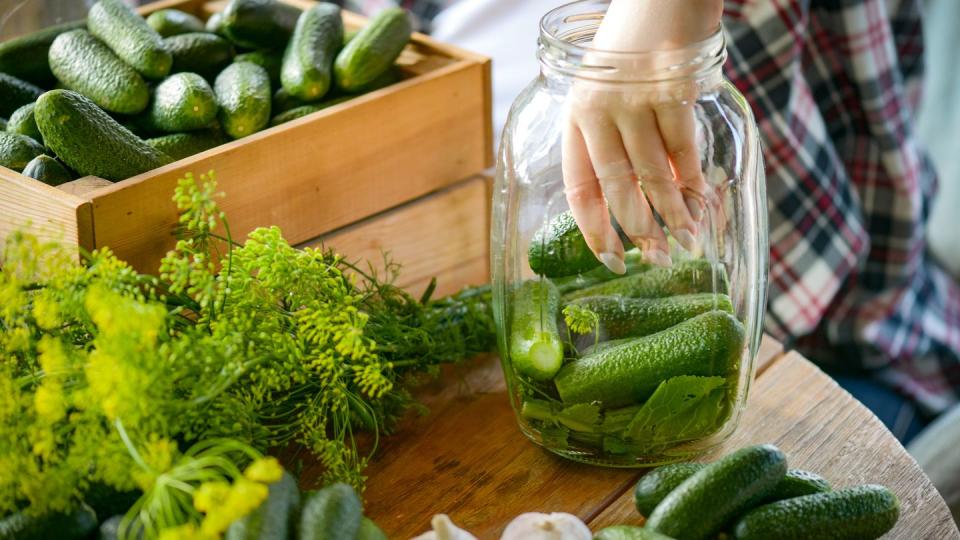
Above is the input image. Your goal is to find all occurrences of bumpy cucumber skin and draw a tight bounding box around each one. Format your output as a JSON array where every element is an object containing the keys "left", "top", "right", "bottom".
[
  {"left": 206, "top": 12, "right": 226, "bottom": 35},
  {"left": 268, "top": 96, "right": 352, "bottom": 127},
  {"left": 594, "top": 525, "right": 675, "bottom": 540},
  {"left": 647, "top": 444, "right": 787, "bottom": 540},
  {"left": 298, "top": 483, "right": 362, "bottom": 540},
  {"left": 529, "top": 211, "right": 601, "bottom": 277},
  {"left": 356, "top": 517, "right": 388, "bottom": 540},
  {"left": 733, "top": 484, "right": 899, "bottom": 540},
  {"left": 0, "top": 73, "right": 44, "bottom": 117},
  {"left": 763, "top": 469, "right": 831, "bottom": 503},
  {"left": 146, "top": 130, "right": 226, "bottom": 161},
  {"left": 555, "top": 310, "right": 744, "bottom": 407},
  {"left": 21, "top": 155, "right": 73, "bottom": 185},
  {"left": 0, "top": 132, "right": 44, "bottom": 171},
  {"left": 225, "top": 471, "right": 300, "bottom": 540},
  {"left": 221, "top": 0, "right": 302, "bottom": 50},
  {"left": 237, "top": 51, "right": 283, "bottom": 86},
  {"left": 281, "top": 3, "right": 344, "bottom": 102},
  {"left": 214, "top": 62, "right": 271, "bottom": 139},
  {"left": 334, "top": 8, "right": 411, "bottom": 92},
  {"left": 147, "top": 9, "right": 205, "bottom": 37},
  {"left": 88, "top": 0, "right": 172, "bottom": 80},
  {"left": 149, "top": 73, "right": 219, "bottom": 132},
  {"left": 509, "top": 279, "right": 564, "bottom": 381},
  {"left": 165, "top": 33, "right": 235, "bottom": 81},
  {"left": 35, "top": 90, "right": 171, "bottom": 181},
  {"left": 567, "top": 293, "right": 733, "bottom": 341},
  {"left": 7, "top": 103, "right": 43, "bottom": 144},
  {"left": 0, "top": 20, "right": 86, "bottom": 85},
  {"left": 49, "top": 30, "right": 150, "bottom": 114},
  {"left": 0, "top": 504, "right": 97, "bottom": 540},
  {"left": 565, "top": 259, "right": 725, "bottom": 300},
  {"left": 634, "top": 462, "right": 705, "bottom": 516}
]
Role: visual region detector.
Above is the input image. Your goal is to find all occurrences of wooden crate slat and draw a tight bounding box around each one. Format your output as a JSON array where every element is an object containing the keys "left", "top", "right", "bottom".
[{"left": 0, "top": 169, "right": 92, "bottom": 253}]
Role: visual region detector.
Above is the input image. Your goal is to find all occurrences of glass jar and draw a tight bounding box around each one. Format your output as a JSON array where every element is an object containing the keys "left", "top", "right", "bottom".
[{"left": 491, "top": 0, "right": 768, "bottom": 466}]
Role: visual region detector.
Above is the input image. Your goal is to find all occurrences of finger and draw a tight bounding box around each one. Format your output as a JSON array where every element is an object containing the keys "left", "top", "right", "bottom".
[
  {"left": 561, "top": 121, "right": 625, "bottom": 274},
  {"left": 617, "top": 109, "right": 699, "bottom": 254},
  {"left": 653, "top": 99, "right": 709, "bottom": 224}
]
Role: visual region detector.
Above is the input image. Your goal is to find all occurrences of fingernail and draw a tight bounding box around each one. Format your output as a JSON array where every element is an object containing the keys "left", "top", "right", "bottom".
[
  {"left": 645, "top": 248, "right": 672, "bottom": 268},
  {"left": 598, "top": 252, "right": 626, "bottom": 275},
  {"left": 685, "top": 195, "right": 704, "bottom": 222},
  {"left": 674, "top": 229, "right": 698, "bottom": 253}
]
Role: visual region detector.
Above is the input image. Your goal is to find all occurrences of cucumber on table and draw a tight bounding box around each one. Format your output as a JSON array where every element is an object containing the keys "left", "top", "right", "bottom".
[
  {"left": 564, "top": 259, "right": 725, "bottom": 301},
  {"left": 554, "top": 310, "right": 744, "bottom": 407},
  {"left": 281, "top": 3, "right": 344, "bottom": 102},
  {"left": 646, "top": 444, "right": 787, "bottom": 540},
  {"left": 334, "top": 8, "right": 412, "bottom": 92},
  {"left": 733, "top": 484, "right": 899, "bottom": 540},
  {"left": 0, "top": 132, "right": 45, "bottom": 171},
  {"left": 35, "top": 90, "right": 171, "bottom": 181},
  {"left": 221, "top": 0, "right": 302, "bottom": 50},
  {"left": 0, "top": 73, "right": 43, "bottom": 117},
  {"left": 214, "top": 62, "right": 272, "bottom": 139},
  {"left": 6, "top": 102, "right": 43, "bottom": 144},
  {"left": 0, "top": 504, "right": 97, "bottom": 540},
  {"left": 149, "top": 73, "right": 219, "bottom": 132},
  {"left": 21, "top": 155, "right": 73, "bottom": 185},
  {"left": 764, "top": 469, "right": 831, "bottom": 503},
  {"left": 298, "top": 483, "right": 363, "bottom": 540},
  {"left": 48, "top": 29, "right": 150, "bottom": 114},
  {"left": 146, "top": 130, "right": 227, "bottom": 161},
  {"left": 165, "top": 32, "right": 235, "bottom": 81},
  {"left": 88, "top": 0, "right": 172, "bottom": 79},
  {"left": 565, "top": 293, "right": 733, "bottom": 341},
  {"left": 225, "top": 471, "right": 300, "bottom": 540},
  {"left": 509, "top": 279, "right": 564, "bottom": 381},
  {"left": 594, "top": 526, "right": 675, "bottom": 540},
  {"left": 237, "top": 50, "right": 283, "bottom": 85},
  {"left": 0, "top": 20, "right": 86, "bottom": 85},
  {"left": 634, "top": 462, "right": 706, "bottom": 516},
  {"left": 147, "top": 9, "right": 205, "bottom": 37}
]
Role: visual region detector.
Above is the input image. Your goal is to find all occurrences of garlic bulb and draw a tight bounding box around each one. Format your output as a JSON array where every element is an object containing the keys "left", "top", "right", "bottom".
[
  {"left": 411, "top": 514, "right": 478, "bottom": 540},
  {"left": 500, "top": 512, "right": 592, "bottom": 540}
]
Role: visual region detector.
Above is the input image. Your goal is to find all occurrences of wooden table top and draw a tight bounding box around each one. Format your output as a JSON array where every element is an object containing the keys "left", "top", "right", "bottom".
[{"left": 315, "top": 336, "right": 960, "bottom": 539}]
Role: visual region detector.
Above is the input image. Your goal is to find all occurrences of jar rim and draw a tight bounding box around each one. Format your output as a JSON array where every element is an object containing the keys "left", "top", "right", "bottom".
[{"left": 538, "top": 0, "right": 726, "bottom": 83}]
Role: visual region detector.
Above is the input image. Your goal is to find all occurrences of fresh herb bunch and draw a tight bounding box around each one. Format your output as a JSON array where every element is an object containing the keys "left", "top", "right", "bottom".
[{"left": 0, "top": 172, "right": 494, "bottom": 535}]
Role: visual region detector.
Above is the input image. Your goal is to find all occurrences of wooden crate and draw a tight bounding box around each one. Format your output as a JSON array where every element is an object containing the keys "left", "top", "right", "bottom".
[{"left": 0, "top": 0, "right": 492, "bottom": 274}]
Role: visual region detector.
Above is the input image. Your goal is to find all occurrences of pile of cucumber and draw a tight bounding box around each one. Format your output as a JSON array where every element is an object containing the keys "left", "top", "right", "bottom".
[
  {"left": 594, "top": 444, "right": 900, "bottom": 540},
  {"left": 0, "top": 0, "right": 412, "bottom": 184},
  {"left": 510, "top": 211, "right": 744, "bottom": 457}
]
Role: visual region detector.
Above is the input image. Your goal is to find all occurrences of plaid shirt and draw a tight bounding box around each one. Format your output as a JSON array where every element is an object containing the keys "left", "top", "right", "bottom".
[{"left": 367, "top": 0, "right": 959, "bottom": 414}]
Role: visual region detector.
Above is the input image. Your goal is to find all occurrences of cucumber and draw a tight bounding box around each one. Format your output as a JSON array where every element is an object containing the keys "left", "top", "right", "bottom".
[
  {"left": 0, "top": 504, "right": 97, "bottom": 540},
  {"left": 236, "top": 50, "right": 283, "bottom": 85},
  {"left": 281, "top": 3, "right": 343, "bottom": 102},
  {"left": 733, "top": 485, "right": 899, "bottom": 540},
  {"left": 225, "top": 471, "right": 300, "bottom": 540},
  {"left": 0, "top": 20, "right": 86, "bottom": 85},
  {"left": 357, "top": 517, "right": 388, "bottom": 540},
  {"left": 634, "top": 463, "right": 706, "bottom": 516},
  {"left": 272, "top": 87, "right": 309, "bottom": 114},
  {"left": 206, "top": 12, "right": 226, "bottom": 35},
  {"left": 554, "top": 249, "right": 650, "bottom": 295},
  {"left": 334, "top": 8, "right": 411, "bottom": 92},
  {"left": 48, "top": 29, "right": 150, "bottom": 114},
  {"left": 0, "top": 73, "right": 44, "bottom": 117},
  {"left": 221, "top": 0, "right": 302, "bottom": 50},
  {"left": 555, "top": 310, "right": 744, "bottom": 407},
  {"left": 7, "top": 103, "right": 43, "bottom": 144},
  {"left": 214, "top": 62, "right": 271, "bottom": 139},
  {"left": 338, "top": 66, "right": 400, "bottom": 94},
  {"left": 268, "top": 96, "right": 351, "bottom": 127},
  {"left": 0, "top": 132, "right": 44, "bottom": 171},
  {"left": 147, "top": 9, "right": 205, "bottom": 37},
  {"left": 593, "top": 526, "right": 675, "bottom": 540},
  {"left": 165, "top": 33, "right": 235, "bottom": 81},
  {"left": 509, "top": 280, "right": 564, "bottom": 381},
  {"left": 529, "top": 211, "right": 603, "bottom": 277},
  {"left": 146, "top": 130, "right": 227, "bottom": 161},
  {"left": 764, "top": 469, "right": 831, "bottom": 503},
  {"left": 97, "top": 515, "right": 122, "bottom": 540},
  {"left": 298, "top": 483, "right": 363, "bottom": 540},
  {"left": 149, "top": 73, "right": 219, "bottom": 132},
  {"left": 21, "top": 155, "right": 73, "bottom": 185},
  {"left": 646, "top": 444, "right": 787, "bottom": 540},
  {"left": 565, "top": 293, "right": 733, "bottom": 341},
  {"left": 88, "top": 0, "right": 172, "bottom": 79},
  {"left": 0, "top": 119, "right": 5, "bottom": 131},
  {"left": 564, "top": 259, "right": 725, "bottom": 301},
  {"left": 35, "top": 90, "right": 171, "bottom": 181}
]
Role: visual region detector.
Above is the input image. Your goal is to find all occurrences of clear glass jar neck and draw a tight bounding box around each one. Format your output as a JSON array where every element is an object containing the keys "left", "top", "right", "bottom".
[{"left": 537, "top": 0, "right": 726, "bottom": 87}]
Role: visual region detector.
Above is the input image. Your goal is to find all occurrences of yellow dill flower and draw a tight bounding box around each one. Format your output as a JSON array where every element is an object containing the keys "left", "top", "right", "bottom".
[
  {"left": 192, "top": 481, "right": 230, "bottom": 514},
  {"left": 29, "top": 425, "right": 56, "bottom": 458},
  {"left": 243, "top": 457, "right": 283, "bottom": 484},
  {"left": 32, "top": 294, "right": 60, "bottom": 330},
  {"left": 141, "top": 437, "right": 177, "bottom": 475},
  {"left": 34, "top": 381, "right": 66, "bottom": 423},
  {"left": 37, "top": 337, "right": 67, "bottom": 375},
  {"left": 4, "top": 326, "right": 31, "bottom": 354},
  {"left": 158, "top": 523, "right": 211, "bottom": 540},
  {"left": 199, "top": 479, "right": 268, "bottom": 536}
]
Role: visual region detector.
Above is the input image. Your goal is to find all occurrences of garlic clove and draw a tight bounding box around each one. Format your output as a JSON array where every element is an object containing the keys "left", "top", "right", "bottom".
[
  {"left": 500, "top": 512, "right": 592, "bottom": 540},
  {"left": 411, "top": 514, "right": 478, "bottom": 540}
]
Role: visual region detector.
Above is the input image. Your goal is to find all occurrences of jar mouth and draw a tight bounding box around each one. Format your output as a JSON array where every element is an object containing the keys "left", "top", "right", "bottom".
[{"left": 538, "top": 0, "right": 726, "bottom": 83}]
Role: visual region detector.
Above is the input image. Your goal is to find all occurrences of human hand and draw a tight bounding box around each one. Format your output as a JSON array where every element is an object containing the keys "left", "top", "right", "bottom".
[{"left": 562, "top": 0, "right": 722, "bottom": 273}]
